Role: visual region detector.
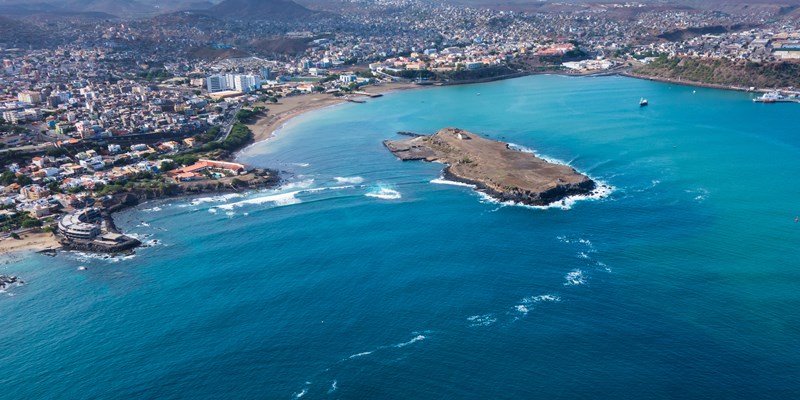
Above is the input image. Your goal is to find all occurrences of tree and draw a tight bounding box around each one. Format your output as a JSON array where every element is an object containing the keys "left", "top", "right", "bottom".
[
  {"left": 21, "top": 219, "right": 42, "bottom": 228},
  {"left": 16, "top": 175, "right": 32, "bottom": 186},
  {"left": 160, "top": 160, "right": 177, "bottom": 172},
  {"left": 46, "top": 147, "right": 68, "bottom": 157},
  {"left": 0, "top": 171, "right": 15, "bottom": 185}
]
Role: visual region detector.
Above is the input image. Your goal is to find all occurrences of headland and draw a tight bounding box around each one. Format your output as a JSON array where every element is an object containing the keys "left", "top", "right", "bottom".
[{"left": 384, "top": 128, "right": 596, "bottom": 206}]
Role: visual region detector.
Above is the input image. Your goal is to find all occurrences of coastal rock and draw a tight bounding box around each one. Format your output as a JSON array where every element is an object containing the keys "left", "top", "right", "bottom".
[
  {"left": 0, "top": 275, "right": 24, "bottom": 291},
  {"left": 384, "top": 128, "right": 595, "bottom": 206}
]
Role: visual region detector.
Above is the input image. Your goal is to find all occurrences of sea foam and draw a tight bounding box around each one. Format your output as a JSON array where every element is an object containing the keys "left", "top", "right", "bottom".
[
  {"left": 334, "top": 176, "right": 364, "bottom": 184},
  {"left": 564, "top": 270, "right": 586, "bottom": 286},
  {"left": 365, "top": 186, "right": 401, "bottom": 200},
  {"left": 467, "top": 314, "right": 497, "bottom": 327},
  {"left": 393, "top": 335, "right": 425, "bottom": 348},
  {"left": 430, "top": 177, "right": 476, "bottom": 188}
]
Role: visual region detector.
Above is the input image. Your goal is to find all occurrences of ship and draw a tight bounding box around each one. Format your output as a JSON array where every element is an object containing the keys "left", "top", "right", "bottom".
[
  {"left": 639, "top": 98, "right": 648, "bottom": 107},
  {"left": 753, "top": 91, "right": 791, "bottom": 103}
]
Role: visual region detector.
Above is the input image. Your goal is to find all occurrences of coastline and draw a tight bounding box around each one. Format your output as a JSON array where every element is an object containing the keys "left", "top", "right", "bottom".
[
  {"left": 0, "top": 231, "right": 61, "bottom": 261},
  {"left": 246, "top": 81, "right": 423, "bottom": 143},
  {"left": 619, "top": 71, "right": 764, "bottom": 93}
]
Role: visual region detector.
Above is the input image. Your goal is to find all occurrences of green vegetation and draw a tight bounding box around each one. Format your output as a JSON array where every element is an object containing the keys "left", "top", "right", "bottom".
[
  {"left": 46, "top": 147, "right": 68, "bottom": 157},
  {"left": 172, "top": 154, "right": 199, "bottom": 166},
  {"left": 138, "top": 69, "right": 174, "bottom": 82},
  {"left": 0, "top": 211, "right": 42, "bottom": 232},
  {"left": 635, "top": 56, "right": 800, "bottom": 88}
]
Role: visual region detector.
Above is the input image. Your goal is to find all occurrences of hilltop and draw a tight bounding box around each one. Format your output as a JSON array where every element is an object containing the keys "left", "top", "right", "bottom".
[{"left": 208, "top": 0, "right": 318, "bottom": 20}]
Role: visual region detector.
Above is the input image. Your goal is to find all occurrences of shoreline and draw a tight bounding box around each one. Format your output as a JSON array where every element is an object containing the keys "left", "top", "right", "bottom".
[
  {"left": 0, "top": 71, "right": 748, "bottom": 259},
  {"left": 245, "top": 81, "right": 424, "bottom": 144},
  {"left": 619, "top": 71, "right": 765, "bottom": 93},
  {"left": 0, "top": 231, "right": 61, "bottom": 261}
]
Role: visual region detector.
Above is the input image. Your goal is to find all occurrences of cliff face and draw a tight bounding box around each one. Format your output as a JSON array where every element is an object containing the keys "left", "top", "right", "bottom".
[{"left": 384, "top": 128, "right": 595, "bottom": 206}]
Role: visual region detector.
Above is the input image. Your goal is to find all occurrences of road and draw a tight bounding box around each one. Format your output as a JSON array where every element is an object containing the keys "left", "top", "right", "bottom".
[{"left": 217, "top": 103, "right": 243, "bottom": 142}]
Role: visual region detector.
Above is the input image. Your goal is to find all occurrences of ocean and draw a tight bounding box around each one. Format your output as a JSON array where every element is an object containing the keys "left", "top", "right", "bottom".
[{"left": 1, "top": 75, "right": 799, "bottom": 399}]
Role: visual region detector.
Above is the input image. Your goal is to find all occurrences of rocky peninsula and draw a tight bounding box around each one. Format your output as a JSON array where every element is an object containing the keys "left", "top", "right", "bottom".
[{"left": 384, "top": 128, "right": 595, "bottom": 206}]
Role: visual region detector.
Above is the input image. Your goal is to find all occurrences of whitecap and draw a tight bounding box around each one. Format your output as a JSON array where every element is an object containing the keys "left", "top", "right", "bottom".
[
  {"left": 189, "top": 193, "right": 243, "bottom": 206},
  {"left": 294, "top": 388, "right": 307, "bottom": 398},
  {"left": 365, "top": 187, "right": 401, "bottom": 200},
  {"left": 334, "top": 176, "right": 364, "bottom": 184},
  {"left": 515, "top": 305, "right": 529, "bottom": 314},
  {"left": 467, "top": 314, "right": 497, "bottom": 327},
  {"left": 564, "top": 270, "right": 586, "bottom": 286},
  {"left": 208, "top": 208, "right": 218, "bottom": 213},
  {"left": 293, "top": 162, "right": 310, "bottom": 167},
  {"left": 217, "top": 191, "right": 302, "bottom": 210},
  {"left": 141, "top": 206, "right": 162, "bottom": 212},
  {"left": 393, "top": 335, "right": 425, "bottom": 348},
  {"left": 522, "top": 294, "right": 561, "bottom": 304},
  {"left": 348, "top": 351, "right": 372, "bottom": 359},
  {"left": 328, "top": 380, "right": 338, "bottom": 394}
]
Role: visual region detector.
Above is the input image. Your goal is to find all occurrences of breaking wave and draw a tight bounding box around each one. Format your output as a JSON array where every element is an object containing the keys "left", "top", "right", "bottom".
[
  {"left": 393, "top": 335, "right": 425, "bottom": 348},
  {"left": 467, "top": 314, "right": 497, "bottom": 327},
  {"left": 564, "top": 269, "right": 586, "bottom": 286},
  {"left": 334, "top": 176, "right": 364, "bottom": 184},
  {"left": 430, "top": 177, "right": 476, "bottom": 188},
  {"left": 365, "top": 185, "right": 401, "bottom": 200},
  {"left": 217, "top": 191, "right": 302, "bottom": 210}
]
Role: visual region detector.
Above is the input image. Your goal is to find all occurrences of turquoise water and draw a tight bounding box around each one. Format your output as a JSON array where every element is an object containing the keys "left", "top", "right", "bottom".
[{"left": 2, "top": 75, "right": 799, "bottom": 398}]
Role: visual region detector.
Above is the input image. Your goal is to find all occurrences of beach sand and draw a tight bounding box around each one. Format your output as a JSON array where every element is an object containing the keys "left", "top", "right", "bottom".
[
  {"left": 247, "top": 82, "right": 422, "bottom": 143},
  {"left": 0, "top": 231, "right": 61, "bottom": 262}
]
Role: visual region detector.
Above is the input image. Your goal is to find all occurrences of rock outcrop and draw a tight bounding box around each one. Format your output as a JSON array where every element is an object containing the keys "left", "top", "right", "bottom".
[{"left": 384, "top": 128, "right": 595, "bottom": 206}]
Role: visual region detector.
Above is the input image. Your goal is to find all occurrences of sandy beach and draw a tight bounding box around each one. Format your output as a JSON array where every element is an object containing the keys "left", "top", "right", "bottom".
[
  {"left": 247, "top": 81, "right": 422, "bottom": 143},
  {"left": 0, "top": 231, "right": 61, "bottom": 262}
]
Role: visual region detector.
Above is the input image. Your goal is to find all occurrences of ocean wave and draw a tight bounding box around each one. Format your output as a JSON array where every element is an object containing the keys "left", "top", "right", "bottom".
[
  {"left": 393, "top": 335, "right": 425, "bottom": 348},
  {"left": 188, "top": 193, "right": 243, "bottom": 207},
  {"left": 514, "top": 294, "right": 561, "bottom": 316},
  {"left": 430, "top": 177, "right": 476, "bottom": 188},
  {"left": 141, "top": 206, "right": 162, "bottom": 212},
  {"left": 283, "top": 178, "right": 315, "bottom": 190},
  {"left": 293, "top": 388, "right": 307, "bottom": 398},
  {"left": 524, "top": 294, "right": 561, "bottom": 304},
  {"left": 293, "top": 162, "right": 310, "bottom": 167},
  {"left": 334, "top": 176, "right": 364, "bottom": 184},
  {"left": 365, "top": 186, "right": 401, "bottom": 200},
  {"left": 467, "top": 314, "right": 497, "bottom": 327},
  {"left": 217, "top": 191, "right": 302, "bottom": 210},
  {"left": 70, "top": 251, "right": 136, "bottom": 263},
  {"left": 348, "top": 351, "right": 372, "bottom": 359},
  {"left": 564, "top": 269, "right": 586, "bottom": 286},
  {"left": 328, "top": 380, "right": 338, "bottom": 394}
]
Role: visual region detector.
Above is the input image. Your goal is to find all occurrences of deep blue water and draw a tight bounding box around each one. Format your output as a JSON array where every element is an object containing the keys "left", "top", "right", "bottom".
[{"left": 1, "top": 75, "right": 799, "bottom": 399}]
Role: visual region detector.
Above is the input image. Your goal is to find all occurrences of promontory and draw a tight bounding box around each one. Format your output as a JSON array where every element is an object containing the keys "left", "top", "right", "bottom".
[{"left": 384, "top": 128, "right": 596, "bottom": 206}]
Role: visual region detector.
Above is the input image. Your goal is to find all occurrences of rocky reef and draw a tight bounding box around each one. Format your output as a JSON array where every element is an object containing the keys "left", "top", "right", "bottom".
[
  {"left": 0, "top": 275, "right": 24, "bottom": 291},
  {"left": 384, "top": 128, "right": 595, "bottom": 206}
]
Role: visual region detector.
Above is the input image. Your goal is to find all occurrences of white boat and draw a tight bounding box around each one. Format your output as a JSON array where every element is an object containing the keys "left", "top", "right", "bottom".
[{"left": 639, "top": 98, "right": 648, "bottom": 106}]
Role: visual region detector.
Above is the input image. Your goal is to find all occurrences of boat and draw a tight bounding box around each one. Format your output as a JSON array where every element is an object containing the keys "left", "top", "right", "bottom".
[
  {"left": 752, "top": 91, "right": 789, "bottom": 103},
  {"left": 639, "top": 98, "right": 648, "bottom": 107}
]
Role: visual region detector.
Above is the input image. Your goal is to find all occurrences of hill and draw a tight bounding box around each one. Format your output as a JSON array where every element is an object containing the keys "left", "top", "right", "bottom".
[
  {"left": 633, "top": 56, "right": 800, "bottom": 89},
  {"left": 208, "top": 0, "right": 317, "bottom": 20}
]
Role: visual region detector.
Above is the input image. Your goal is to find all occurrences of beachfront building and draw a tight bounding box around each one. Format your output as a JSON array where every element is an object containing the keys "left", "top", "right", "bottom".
[{"left": 58, "top": 208, "right": 102, "bottom": 240}]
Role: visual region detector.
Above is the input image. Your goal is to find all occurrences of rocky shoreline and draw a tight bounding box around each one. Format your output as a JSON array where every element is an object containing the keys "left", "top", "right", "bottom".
[
  {"left": 0, "top": 275, "right": 24, "bottom": 291},
  {"left": 384, "top": 128, "right": 595, "bottom": 206},
  {"left": 53, "top": 168, "right": 281, "bottom": 255}
]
